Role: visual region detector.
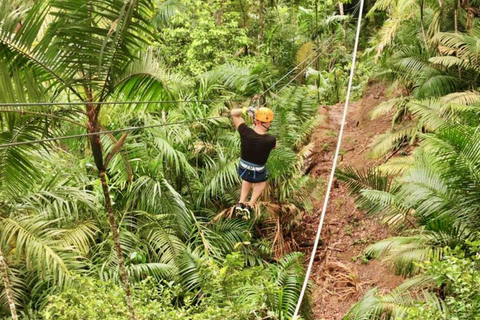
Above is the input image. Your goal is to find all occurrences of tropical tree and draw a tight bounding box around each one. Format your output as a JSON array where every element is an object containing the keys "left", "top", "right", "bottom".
[
  {"left": 0, "top": 247, "right": 17, "bottom": 320},
  {"left": 0, "top": 0, "right": 179, "bottom": 317},
  {"left": 0, "top": 147, "right": 99, "bottom": 318}
]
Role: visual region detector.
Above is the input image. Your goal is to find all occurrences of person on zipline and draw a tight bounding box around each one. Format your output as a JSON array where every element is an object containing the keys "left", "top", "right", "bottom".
[{"left": 231, "top": 100, "right": 276, "bottom": 217}]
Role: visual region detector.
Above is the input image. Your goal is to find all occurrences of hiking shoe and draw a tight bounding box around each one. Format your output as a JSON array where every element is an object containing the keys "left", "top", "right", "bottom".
[
  {"left": 235, "top": 203, "right": 246, "bottom": 214},
  {"left": 242, "top": 205, "right": 253, "bottom": 220}
]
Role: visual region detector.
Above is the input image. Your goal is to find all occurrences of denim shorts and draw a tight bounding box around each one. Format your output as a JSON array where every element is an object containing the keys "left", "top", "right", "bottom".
[{"left": 238, "top": 159, "right": 268, "bottom": 183}]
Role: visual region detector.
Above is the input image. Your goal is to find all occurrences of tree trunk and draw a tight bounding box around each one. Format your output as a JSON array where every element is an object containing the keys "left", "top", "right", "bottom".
[
  {"left": 420, "top": 0, "right": 428, "bottom": 47},
  {"left": 454, "top": 0, "right": 458, "bottom": 33},
  {"left": 0, "top": 247, "right": 18, "bottom": 320},
  {"left": 215, "top": 0, "right": 226, "bottom": 25},
  {"left": 259, "top": 0, "right": 265, "bottom": 46},
  {"left": 86, "top": 101, "right": 136, "bottom": 320},
  {"left": 334, "top": 71, "right": 339, "bottom": 103},
  {"left": 236, "top": 0, "right": 249, "bottom": 56},
  {"left": 99, "top": 170, "right": 136, "bottom": 320},
  {"left": 315, "top": 0, "right": 320, "bottom": 102},
  {"left": 464, "top": 0, "right": 472, "bottom": 30},
  {"left": 338, "top": 2, "right": 346, "bottom": 40}
]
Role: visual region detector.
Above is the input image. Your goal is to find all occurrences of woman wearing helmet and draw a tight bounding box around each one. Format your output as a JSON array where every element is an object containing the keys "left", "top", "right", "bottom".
[{"left": 230, "top": 102, "right": 276, "bottom": 217}]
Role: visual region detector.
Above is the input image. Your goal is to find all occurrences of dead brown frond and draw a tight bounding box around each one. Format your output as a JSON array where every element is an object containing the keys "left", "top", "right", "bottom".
[
  {"left": 323, "top": 261, "right": 372, "bottom": 301},
  {"left": 212, "top": 201, "right": 304, "bottom": 260},
  {"left": 259, "top": 201, "right": 300, "bottom": 260},
  {"left": 212, "top": 206, "right": 235, "bottom": 222}
]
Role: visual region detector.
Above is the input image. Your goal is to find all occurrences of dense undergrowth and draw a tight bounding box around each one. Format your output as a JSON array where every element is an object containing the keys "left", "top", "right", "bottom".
[{"left": 338, "top": 0, "right": 480, "bottom": 318}]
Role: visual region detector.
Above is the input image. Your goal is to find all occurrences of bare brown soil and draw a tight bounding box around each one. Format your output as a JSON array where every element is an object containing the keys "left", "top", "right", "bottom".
[{"left": 297, "top": 82, "right": 404, "bottom": 320}]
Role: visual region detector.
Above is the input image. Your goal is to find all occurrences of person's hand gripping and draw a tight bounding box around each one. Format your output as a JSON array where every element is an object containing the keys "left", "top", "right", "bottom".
[{"left": 245, "top": 105, "right": 257, "bottom": 119}]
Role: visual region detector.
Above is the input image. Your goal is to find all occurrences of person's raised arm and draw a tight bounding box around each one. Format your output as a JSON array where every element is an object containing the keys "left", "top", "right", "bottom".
[{"left": 231, "top": 108, "right": 245, "bottom": 129}]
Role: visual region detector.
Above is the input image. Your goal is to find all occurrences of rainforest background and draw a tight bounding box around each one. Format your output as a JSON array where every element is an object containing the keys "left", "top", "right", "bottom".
[{"left": 0, "top": 0, "right": 479, "bottom": 319}]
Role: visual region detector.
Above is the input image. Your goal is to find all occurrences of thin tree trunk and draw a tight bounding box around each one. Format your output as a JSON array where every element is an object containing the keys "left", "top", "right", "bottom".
[
  {"left": 336, "top": 79, "right": 340, "bottom": 103},
  {"left": 420, "top": 0, "right": 428, "bottom": 47},
  {"left": 0, "top": 247, "right": 18, "bottom": 320},
  {"left": 338, "top": 2, "right": 346, "bottom": 40},
  {"left": 315, "top": 0, "right": 320, "bottom": 102},
  {"left": 86, "top": 100, "right": 136, "bottom": 320},
  {"left": 99, "top": 170, "right": 136, "bottom": 319},
  {"left": 215, "top": 0, "right": 226, "bottom": 25},
  {"left": 238, "top": 0, "right": 249, "bottom": 56},
  {"left": 454, "top": 0, "right": 458, "bottom": 33},
  {"left": 464, "top": 0, "right": 472, "bottom": 30},
  {"left": 259, "top": 0, "right": 265, "bottom": 46}
]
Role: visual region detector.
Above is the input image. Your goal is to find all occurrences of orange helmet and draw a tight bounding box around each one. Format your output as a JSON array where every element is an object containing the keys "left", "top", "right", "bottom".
[{"left": 256, "top": 107, "right": 274, "bottom": 122}]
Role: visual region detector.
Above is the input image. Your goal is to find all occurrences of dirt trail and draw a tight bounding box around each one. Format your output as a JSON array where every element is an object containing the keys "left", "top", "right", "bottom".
[{"left": 298, "top": 83, "right": 404, "bottom": 320}]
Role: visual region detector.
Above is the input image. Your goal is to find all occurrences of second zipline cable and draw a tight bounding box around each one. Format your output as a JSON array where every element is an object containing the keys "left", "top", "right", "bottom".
[{"left": 0, "top": 116, "right": 231, "bottom": 148}]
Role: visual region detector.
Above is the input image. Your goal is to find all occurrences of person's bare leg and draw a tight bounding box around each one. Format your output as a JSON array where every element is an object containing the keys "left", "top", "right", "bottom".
[
  {"left": 247, "top": 181, "right": 267, "bottom": 207},
  {"left": 240, "top": 180, "right": 253, "bottom": 203}
]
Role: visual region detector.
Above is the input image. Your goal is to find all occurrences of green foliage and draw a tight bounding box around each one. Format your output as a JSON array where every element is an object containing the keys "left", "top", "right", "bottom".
[
  {"left": 405, "top": 249, "right": 480, "bottom": 320},
  {"left": 339, "top": 125, "right": 480, "bottom": 277},
  {"left": 42, "top": 252, "right": 312, "bottom": 320},
  {"left": 154, "top": 0, "right": 250, "bottom": 76},
  {"left": 345, "top": 247, "right": 480, "bottom": 320},
  {"left": 365, "top": 0, "right": 480, "bottom": 157},
  {"left": 0, "top": 0, "right": 369, "bottom": 318},
  {"left": 337, "top": 1, "right": 480, "bottom": 319},
  {"left": 41, "top": 276, "right": 246, "bottom": 320}
]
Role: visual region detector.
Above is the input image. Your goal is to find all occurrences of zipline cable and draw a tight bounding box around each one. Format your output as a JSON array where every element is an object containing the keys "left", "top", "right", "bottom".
[
  {"left": 0, "top": 99, "right": 243, "bottom": 108},
  {"left": 0, "top": 115, "right": 230, "bottom": 149},
  {"left": 292, "top": 1, "right": 365, "bottom": 319},
  {"left": 259, "top": 47, "right": 323, "bottom": 108},
  {"left": 261, "top": 46, "right": 324, "bottom": 97},
  {"left": 0, "top": 44, "right": 330, "bottom": 149}
]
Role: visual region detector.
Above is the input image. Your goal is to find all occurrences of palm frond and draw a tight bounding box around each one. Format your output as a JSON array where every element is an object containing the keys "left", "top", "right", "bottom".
[
  {"left": 177, "top": 247, "right": 206, "bottom": 292},
  {"left": 202, "top": 62, "right": 273, "bottom": 96},
  {"left": 58, "top": 221, "right": 99, "bottom": 256},
  {"left": 0, "top": 263, "right": 27, "bottom": 312},
  {"left": 407, "top": 99, "right": 447, "bottom": 131},
  {"left": 369, "top": 124, "right": 417, "bottom": 158},
  {"left": 336, "top": 166, "right": 393, "bottom": 196},
  {"left": 111, "top": 48, "right": 193, "bottom": 104},
  {"left": 436, "top": 31, "right": 480, "bottom": 70},
  {"left": 371, "top": 97, "right": 409, "bottom": 121},
  {"left": 207, "top": 219, "right": 250, "bottom": 257},
  {"left": 366, "top": 236, "right": 436, "bottom": 276},
  {"left": 378, "top": 155, "right": 415, "bottom": 175},
  {"left": 345, "top": 287, "right": 416, "bottom": 320},
  {"left": 196, "top": 153, "right": 240, "bottom": 207},
  {"left": 127, "top": 262, "right": 177, "bottom": 282},
  {"left": 429, "top": 56, "right": 473, "bottom": 69},
  {"left": 152, "top": 0, "right": 184, "bottom": 28},
  {"left": 359, "top": 184, "right": 415, "bottom": 230},
  {"left": 268, "top": 252, "right": 312, "bottom": 320},
  {"left": 0, "top": 127, "right": 41, "bottom": 197},
  {"left": 441, "top": 91, "right": 480, "bottom": 105},
  {"left": 413, "top": 73, "right": 460, "bottom": 99},
  {"left": 126, "top": 173, "right": 188, "bottom": 216},
  {"left": 1, "top": 217, "right": 85, "bottom": 287}
]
